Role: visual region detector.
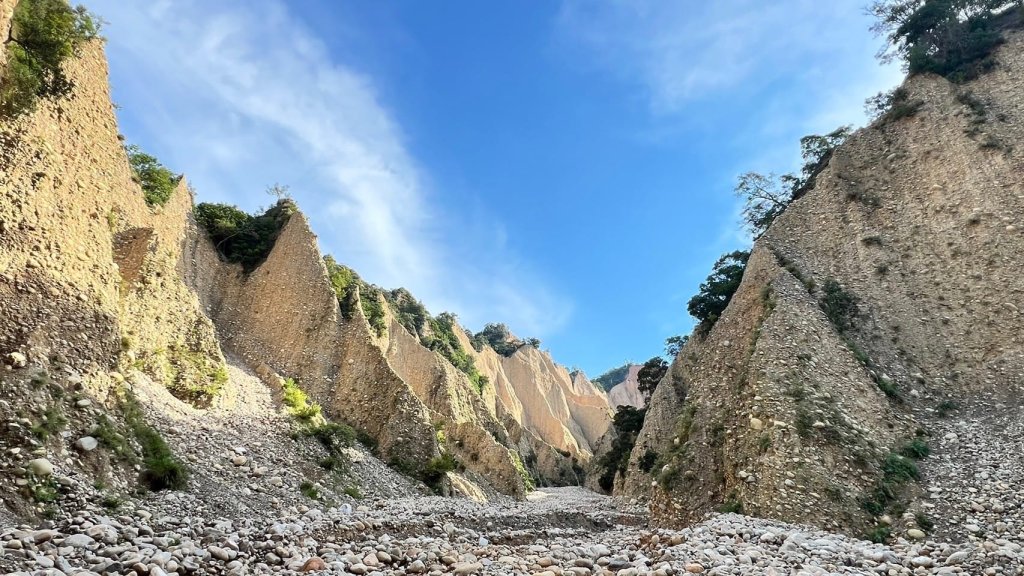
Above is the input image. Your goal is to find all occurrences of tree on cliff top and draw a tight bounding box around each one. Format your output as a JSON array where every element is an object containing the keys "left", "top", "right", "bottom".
[
  {"left": 870, "top": 0, "right": 1024, "bottom": 81},
  {"left": 1, "top": 0, "right": 101, "bottom": 117}
]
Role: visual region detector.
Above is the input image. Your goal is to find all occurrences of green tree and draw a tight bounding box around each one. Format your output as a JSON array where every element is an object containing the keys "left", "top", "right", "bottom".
[
  {"left": 664, "top": 335, "right": 688, "bottom": 358},
  {"left": 736, "top": 172, "right": 791, "bottom": 238},
  {"left": 687, "top": 250, "right": 750, "bottom": 332},
  {"left": 1, "top": 0, "right": 101, "bottom": 117},
  {"left": 636, "top": 357, "right": 668, "bottom": 402},
  {"left": 869, "top": 0, "right": 1023, "bottom": 81},
  {"left": 736, "top": 126, "right": 851, "bottom": 237}
]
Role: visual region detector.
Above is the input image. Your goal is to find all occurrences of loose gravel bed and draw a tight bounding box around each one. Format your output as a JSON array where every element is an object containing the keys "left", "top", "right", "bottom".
[{"left": 2, "top": 486, "right": 1020, "bottom": 575}]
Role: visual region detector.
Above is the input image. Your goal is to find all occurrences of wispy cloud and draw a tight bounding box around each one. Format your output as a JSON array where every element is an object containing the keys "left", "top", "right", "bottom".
[
  {"left": 557, "top": 0, "right": 901, "bottom": 119},
  {"left": 87, "top": 0, "right": 569, "bottom": 337}
]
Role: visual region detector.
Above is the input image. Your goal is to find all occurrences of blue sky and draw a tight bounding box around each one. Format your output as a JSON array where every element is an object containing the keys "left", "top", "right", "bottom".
[{"left": 87, "top": 0, "right": 901, "bottom": 377}]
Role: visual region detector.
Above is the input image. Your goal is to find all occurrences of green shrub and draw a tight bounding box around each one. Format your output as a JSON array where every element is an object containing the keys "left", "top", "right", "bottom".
[
  {"left": 387, "top": 288, "right": 430, "bottom": 337},
  {"left": 719, "top": 495, "right": 744, "bottom": 514},
  {"left": 360, "top": 289, "right": 388, "bottom": 337},
  {"left": 194, "top": 199, "right": 297, "bottom": 272},
  {"left": 820, "top": 279, "right": 859, "bottom": 333},
  {"left": 156, "top": 344, "right": 227, "bottom": 405},
  {"left": 422, "top": 453, "right": 461, "bottom": 492},
  {"left": 126, "top": 145, "right": 179, "bottom": 207},
  {"left": 865, "top": 524, "right": 891, "bottom": 544},
  {"left": 899, "top": 438, "right": 930, "bottom": 459},
  {"left": 865, "top": 87, "right": 924, "bottom": 124},
  {"left": 638, "top": 450, "right": 659, "bottom": 473},
  {"left": 936, "top": 400, "right": 959, "bottom": 417},
  {"left": 93, "top": 415, "right": 131, "bottom": 459},
  {"left": 883, "top": 453, "right": 920, "bottom": 482},
  {"left": 915, "top": 512, "right": 935, "bottom": 531},
  {"left": 281, "top": 377, "right": 322, "bottom": 422},
  {"left": 30, "top": 477, "right": 59, "bottom": 503},
  {"left": 873, "top": 373, "right": 903, "bottom": 401},
  {"left": 299, "top": 480, "right": 320, "bottom": 500},
  {"left": 343, "top": 485, "right": 363, "bottom": 499},
  {"left": 511, "top": 451, "right": 535, "bottom": 492},
  {"left": 0, "top": 0, "right": 101, "bottom": 117}
]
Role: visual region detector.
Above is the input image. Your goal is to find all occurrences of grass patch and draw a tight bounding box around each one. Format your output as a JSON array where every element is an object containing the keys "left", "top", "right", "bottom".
[
  {"left": 343, "top": 485, "right": 362, "bottom": 500},
  {"left": 899, "top": 438, "right": 930, "bottom": 460},
  {"left": 915, "top": 512, "right": 935, "bottom": 532},
  {"left": 93, "top": 415, "right": 131, "bottom": 460},
  {"left": 30, "top": 406, "right": 67, "bottom": 439},
  {"left": 719, "top": 494, "right": 744, "bottom": 514},
  {"left": 121, "top": 391, "right": 189, "bottom": 491},
  {"left": 281, "top": 377, "right": 321, "bottom": 422},
  {"left": 864, "top": 524, "right": 891, "bottom": 544},
  {"left": 936, "top": 400, "right": 959, "bottom": 417},
  {"left": 299, "top": 481, "right": 320, "bottom": 500}
]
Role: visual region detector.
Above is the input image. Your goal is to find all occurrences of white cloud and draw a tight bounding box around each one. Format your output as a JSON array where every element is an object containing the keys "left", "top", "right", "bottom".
[
  {"left": 87, "top": 0, "right": 569, "bottom": 337},
  {"left": 558, "top": 0, "right": 901, "bottom": 118}
]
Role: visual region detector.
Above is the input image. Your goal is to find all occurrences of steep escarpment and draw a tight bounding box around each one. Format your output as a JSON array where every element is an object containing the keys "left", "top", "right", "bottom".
[{"left": 622, "top": 32, "right": 1024, "bottom": 534}]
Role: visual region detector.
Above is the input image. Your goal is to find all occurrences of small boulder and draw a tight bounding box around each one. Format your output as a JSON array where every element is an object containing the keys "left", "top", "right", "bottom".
[
  {"left": 75, "top": 436, "right": 98, "bottom": 452},
  {"left": 300, "top": 557, "right": 327, "bottom": 572},
  {"left": 28, "top": 458, "right": 53, "bottom": 476},
  {"left": 4, "top": 352, "right": 27, "bottom": 368}
]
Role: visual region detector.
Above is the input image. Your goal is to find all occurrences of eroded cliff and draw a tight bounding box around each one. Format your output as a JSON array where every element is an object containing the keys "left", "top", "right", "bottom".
[{"left": 621, "top": 31, "right": 1024, "bottom": 534}]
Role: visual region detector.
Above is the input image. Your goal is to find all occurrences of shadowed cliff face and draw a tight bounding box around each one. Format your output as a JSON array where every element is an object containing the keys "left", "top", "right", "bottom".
[{"left": 621, "top": 32, "right": 1024, "bottom": 532}]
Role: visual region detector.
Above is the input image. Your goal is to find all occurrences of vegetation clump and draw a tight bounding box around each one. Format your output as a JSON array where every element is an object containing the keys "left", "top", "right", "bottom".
[
  {"left": 0, "top": 0, "right": 101, "bottom": 117},
  {"left": 424, "top": 312, "right": 489, "bottom": 393},
  {"left": 470, "top": 323, "right": 540, "bottom": 357},
  {"left": 194, "top": 199, "right": 297, "bottom": 272},
  {"left": 592, "top": 363, "right": 631, "bottom": 391},
  {"left": 126, "top": 145, "right": 180, "bottom": 207},
  {"left": 595, "top": 405, "right": 647, "bottom": 492},
  {"left": 281, "top": 377, "right": 321, "bottom": 422},
  {"left": 422, "top": 452, "right": 462, "bottom": 493},
  {"left": 860, "top": 441, "right": 929, "bottom": 519},
  {"left": 865, "top": 86, "right": 924, "bottom": 123},
  {"left": 688, "top": 250, "right": 749, "bottom": 334},
  {"left": 636, "top": 357, "right": 668, "bottom": 403},
  {"left": 145, "top": 344, "right": 228, "bottom": 405},
  {"left": 121, "top": 390, "right": 189, "bottom": 491},
  {"left": 870, "top": 0, "right": 1024, "bottom": 82},
  {"left": 819, "top": 279, "right": 860, "bottom": 333}
]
